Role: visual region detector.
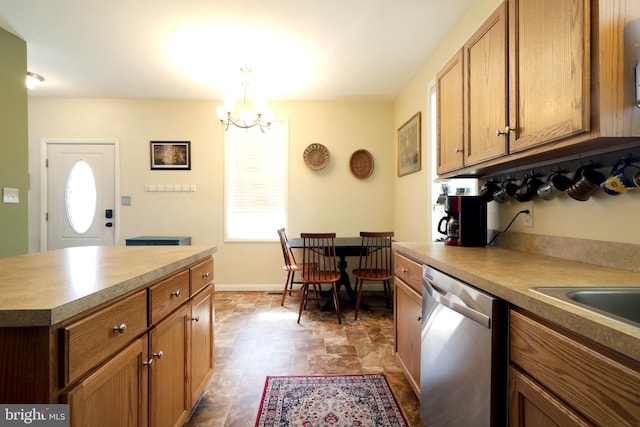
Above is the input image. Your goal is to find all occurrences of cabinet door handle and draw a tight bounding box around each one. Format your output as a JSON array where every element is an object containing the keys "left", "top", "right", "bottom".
[
  {"left": 496, "top": 125, "right": 516, "bottom": 136},
  {"left": 170, "top": 290, "right": 181, "bottom": 297},
  {"left": 417, "top": 315, "right": 422, "bottom": 322},
  {"left": 153, "top": 351, "right": 164, "bottom": 359},
  {"left": 454, "top": 148, "right": 462, "bottom": 154},
  {"left": 192, "top": 315, "right": 200, "bottom": 322},
  {"left": 113, "top": 323, "right": 127, "bottom": 334},
  {"left": 143, "top": 358, "right": 154, "bottom": 366}
]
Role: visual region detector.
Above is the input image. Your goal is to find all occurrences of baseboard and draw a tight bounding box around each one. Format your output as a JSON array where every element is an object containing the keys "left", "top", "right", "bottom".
[
  {"left": 214, "top": 283, "right": 388, "bottom": 292},
  {"left": 214, "top": 284, "right": 283, "bottom": 292}
]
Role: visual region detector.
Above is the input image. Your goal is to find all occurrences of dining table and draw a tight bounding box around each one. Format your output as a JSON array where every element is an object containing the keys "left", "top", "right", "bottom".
[{"left": 287, "top": 236, "right": 365, "bottom": 310}]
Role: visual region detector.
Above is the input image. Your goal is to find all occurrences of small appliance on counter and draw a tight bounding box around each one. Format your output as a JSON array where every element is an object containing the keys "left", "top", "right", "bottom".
[{"left": 437, "top": 195, "right": 487, "bottom": 246}]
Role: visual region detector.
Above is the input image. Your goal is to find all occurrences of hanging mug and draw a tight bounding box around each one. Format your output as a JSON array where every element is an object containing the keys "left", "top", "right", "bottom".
[
  {"left": 600, "top": 159, "right": 640, "bottom": 195},
  {"left": 536, "top": 171, "right": 572, "bottom": 201},
  {"left": 493, "top": 179, "right": 518, "bottom": 203},
  {"left": 514, "top": 173, "right": 543, "bottom": 202},
  {"left": 565, "top": 165, "right": 606, "bottom": 201},
  {"left": 479, "top": 180, "right": 500, "bottom": 202}
]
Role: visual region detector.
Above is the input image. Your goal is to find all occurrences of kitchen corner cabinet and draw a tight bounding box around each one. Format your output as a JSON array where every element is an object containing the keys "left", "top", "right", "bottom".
[
  {"left": 509, "top": 309, "right": 640, "bottom": 426},
  {"left": 393, "top": 253, "right": 422, "bottom": 396}
]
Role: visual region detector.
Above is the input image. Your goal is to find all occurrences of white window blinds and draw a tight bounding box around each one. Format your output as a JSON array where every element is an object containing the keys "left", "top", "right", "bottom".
[{"left": 224, "top": 119, "right": 288, "bottom": 241}]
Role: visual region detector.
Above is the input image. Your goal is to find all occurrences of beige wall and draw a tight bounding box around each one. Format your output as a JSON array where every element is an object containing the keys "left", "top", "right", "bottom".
[
  {"left": 28, "top": 99, "right": 394, "bottom": 286},
  {"left": 393, "top": 0, "right": 640, "bottom": 246}
]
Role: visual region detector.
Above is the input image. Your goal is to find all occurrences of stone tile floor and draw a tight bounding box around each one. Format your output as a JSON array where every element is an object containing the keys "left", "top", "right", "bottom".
[{"left": 184, "top": 290, "right": 423, "bottom": 426}]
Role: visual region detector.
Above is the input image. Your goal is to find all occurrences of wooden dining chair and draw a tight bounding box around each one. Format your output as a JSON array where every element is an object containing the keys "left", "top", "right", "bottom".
[
  {"left": 298, "top": 232, "right": 342, "bottom": 324},
  {"left": 352, "top": 231, "right": 395, "bottom": 320},
  {"left": 277, "top": 228, "right": 315, "bottom": 307}
]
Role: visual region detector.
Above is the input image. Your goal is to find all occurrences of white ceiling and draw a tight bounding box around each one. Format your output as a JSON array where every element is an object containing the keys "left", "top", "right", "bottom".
[{"left": 0, "top": 0, "right": 477, "bottom": 101}]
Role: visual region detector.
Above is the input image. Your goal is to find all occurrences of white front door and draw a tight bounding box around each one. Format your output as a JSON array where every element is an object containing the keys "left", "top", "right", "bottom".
[{"left": 46, "top": 142, "right": 117, "bottom": 250}]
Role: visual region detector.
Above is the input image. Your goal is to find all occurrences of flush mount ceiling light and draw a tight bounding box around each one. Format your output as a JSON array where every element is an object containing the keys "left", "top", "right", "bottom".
[
  {"left": 26, "top": 71, "right": 45, "bottom": 89},
  {"left": 216, "top": 67, "right": 274, "bottom": 133}
]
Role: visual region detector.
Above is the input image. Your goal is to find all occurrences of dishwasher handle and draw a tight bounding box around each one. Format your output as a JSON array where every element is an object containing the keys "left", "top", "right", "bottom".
[{"left": 425, "top": 280, "right": 491, "bottom": 328}]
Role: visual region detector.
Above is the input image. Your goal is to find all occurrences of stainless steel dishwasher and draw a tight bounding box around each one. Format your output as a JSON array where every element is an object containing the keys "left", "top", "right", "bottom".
[{"left": 420, "top": 265, "right": 507, "bottom": 427}]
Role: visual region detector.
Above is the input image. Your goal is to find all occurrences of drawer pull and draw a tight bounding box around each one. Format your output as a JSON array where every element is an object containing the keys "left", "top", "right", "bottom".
[
  {"left": 113, "top": 323, "right": 127, "bottom": 334},
  {"left": 401, "top": 268, "right": 409, "bottom": 274},
  {"left": 153, "top": 351, "right": 164, "bottom": 359},
  {"left": 143, "top": 358, "right": 154, "bottom": 366},
  {"left": 202, "top": 272, "right": 210, "bottom": 279},
  {"left": 192, "top": 315, "right": 200, "bottom": 322},
  {"left": 417, "top": 315, "right": 422, "bottom": 322},
  {"left": 170, "top": 290, "right": 181, "bottom": 297}
]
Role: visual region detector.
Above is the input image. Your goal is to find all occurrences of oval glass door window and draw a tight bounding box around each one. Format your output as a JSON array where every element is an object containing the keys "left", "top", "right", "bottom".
[{"left": 65, "top": 160, "right": 97, "bottom": 234}]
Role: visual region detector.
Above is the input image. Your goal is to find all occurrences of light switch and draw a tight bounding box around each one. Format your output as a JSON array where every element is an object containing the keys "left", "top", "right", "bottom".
[{"left": 2, "top": 187, "right": 19, "bottom": 204}]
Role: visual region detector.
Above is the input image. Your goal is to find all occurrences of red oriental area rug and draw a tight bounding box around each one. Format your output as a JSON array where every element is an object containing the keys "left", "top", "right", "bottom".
[{"left": 255, "top": 374, "right": 408, "bottom": 427}]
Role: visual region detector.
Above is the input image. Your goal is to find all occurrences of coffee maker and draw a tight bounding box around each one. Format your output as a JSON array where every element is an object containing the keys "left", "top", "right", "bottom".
[{"left": 437, "top": 195, "right": 487, "bottom": 246}]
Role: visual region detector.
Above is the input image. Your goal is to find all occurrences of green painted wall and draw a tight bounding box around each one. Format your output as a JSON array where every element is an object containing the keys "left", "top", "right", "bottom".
[{"left": 0, "top": 27, "right": 28, "bottom": 257}]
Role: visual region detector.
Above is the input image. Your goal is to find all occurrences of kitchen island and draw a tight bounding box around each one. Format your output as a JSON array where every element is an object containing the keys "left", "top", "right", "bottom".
[
  {"left": 395, "top": 241, "right": 640, "bottom": 426},
  {"left": 0, "top": 245, "right": 216, "bottom": 427}
]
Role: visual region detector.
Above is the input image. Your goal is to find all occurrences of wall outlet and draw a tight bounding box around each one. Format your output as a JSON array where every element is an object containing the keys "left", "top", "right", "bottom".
[{"left": 521, "top": 205, "right": 533, "bottom": 227}]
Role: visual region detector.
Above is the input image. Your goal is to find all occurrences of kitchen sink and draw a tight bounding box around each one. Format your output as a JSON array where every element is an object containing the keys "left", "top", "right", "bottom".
[{"left": 534, "top": 287, "right": 640, "bottom": 327}]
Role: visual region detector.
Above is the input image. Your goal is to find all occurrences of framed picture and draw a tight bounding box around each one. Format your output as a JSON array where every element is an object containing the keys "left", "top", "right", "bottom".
[
  {"left": 150, "top": 141, "right": 191, "bottom": 170},
  {"left": 397, "top": 112, "right": 421, "bottom": 177}
]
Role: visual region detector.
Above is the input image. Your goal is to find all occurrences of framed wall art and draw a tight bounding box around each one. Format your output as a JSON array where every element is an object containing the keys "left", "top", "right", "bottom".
[
  {"left": 150, "top": 141, "right": 191, "bottom": 170},
  {"left": 397, "top": 112, "right": 421, "bottom": 177}
]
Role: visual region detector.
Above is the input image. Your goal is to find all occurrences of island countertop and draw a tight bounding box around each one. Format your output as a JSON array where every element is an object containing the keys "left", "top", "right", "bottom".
[
  {"left": 393, "top": 241, "right": 640, "bottom": 362},
  {"left": 0, "top": 245, "right": 216, "bottom": 327}
]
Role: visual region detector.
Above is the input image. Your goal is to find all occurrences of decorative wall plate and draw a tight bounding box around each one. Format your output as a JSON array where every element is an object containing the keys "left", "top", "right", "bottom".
[
  {"left": 349, "top": 149, "right": 374, "bottom": 179},
  {"left": 303, "top": 143, "right": 330, "bottom": 170}
]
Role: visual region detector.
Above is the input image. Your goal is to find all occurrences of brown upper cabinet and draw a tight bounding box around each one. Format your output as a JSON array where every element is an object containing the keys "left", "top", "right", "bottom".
[
  {"left": 436, "top": 50, "right": 465, "bottom": 173},
  {"left": 437, "top": 0, "right": 640, "bottom": 178},
  {"left": 465, "top": 3, "right": 509, "bottom": 167}
]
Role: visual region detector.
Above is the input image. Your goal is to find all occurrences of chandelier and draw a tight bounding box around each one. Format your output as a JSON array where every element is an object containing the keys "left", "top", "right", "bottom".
[{"left": 216, "top": 67, "right": 274, "bottom": 132}]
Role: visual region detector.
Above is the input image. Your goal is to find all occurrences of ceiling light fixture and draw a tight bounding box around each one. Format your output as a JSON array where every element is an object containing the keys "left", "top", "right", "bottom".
[
  {"left": 216, "top": 67, "right": 274, "bottom": 132},
  {"left": 26, "top": 71, "right": 45, "bottom": 89}
]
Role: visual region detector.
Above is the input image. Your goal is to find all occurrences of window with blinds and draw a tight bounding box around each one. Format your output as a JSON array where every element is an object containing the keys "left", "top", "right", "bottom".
[{"left": 224, "top": 119, "right": 288, "bottom": 241}]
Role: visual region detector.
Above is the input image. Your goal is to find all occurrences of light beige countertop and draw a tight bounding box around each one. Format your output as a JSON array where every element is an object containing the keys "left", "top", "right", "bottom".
[
  {"left": 0, "top": 245, "right": 216, "bottom": 327},
  {"left": 394, "top": 241, "right": 640, "bottom": 363}
]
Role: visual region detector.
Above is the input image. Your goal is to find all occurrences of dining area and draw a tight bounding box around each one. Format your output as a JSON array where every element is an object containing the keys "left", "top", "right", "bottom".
[{"left": 277, "top": 229, "right": 395, "bottom": 324}]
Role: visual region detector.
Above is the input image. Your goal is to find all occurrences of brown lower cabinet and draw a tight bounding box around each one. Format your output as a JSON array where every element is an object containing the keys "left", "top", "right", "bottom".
[
  {"left": 65, "top": 336, "right": 150, "bottom": 427},
  {"left": 0, "top": 255, "right": 216, "bottom": 427},
  {"left": 509, "top": 309, "right": 640, "bottom": 426},
  {"left": 149, "top": 304, "right": 190, "bottom": 427},
  {"left": 393, "top": 253, "right": 422, "bottom": 397},
  {"left": 63, "top": 282, "right": 214, "bottom": 427}
]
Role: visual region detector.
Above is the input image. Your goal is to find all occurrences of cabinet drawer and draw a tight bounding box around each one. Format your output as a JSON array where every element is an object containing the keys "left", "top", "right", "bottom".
[
  {"left": 510, "top": 309, "right": 640, "bottom": 426},
  {"left": 149, "top": 269, "right": 190, "bottom": 325},
  {"left": 190, "top": 257, "right": 213, "bottom": 296},
  {"left": 60, "top": 289, "right": 147, "bottom": 387},
  {"left": 394, "top": 254, "right": 422, "bottom": 294}
]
